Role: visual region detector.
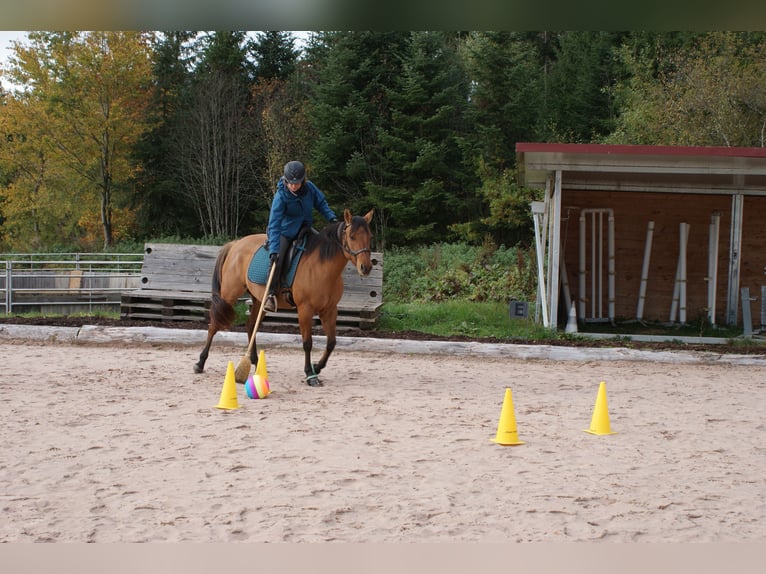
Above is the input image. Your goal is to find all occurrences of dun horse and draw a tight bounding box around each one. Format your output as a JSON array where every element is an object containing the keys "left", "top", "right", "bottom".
[{"left": 194, "top": 208, "right": 374, "bottom": 386}]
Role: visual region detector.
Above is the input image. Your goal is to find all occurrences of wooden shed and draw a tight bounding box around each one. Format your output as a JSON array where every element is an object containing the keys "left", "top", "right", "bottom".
[{"left": 516, "top": 143, "right": 766, "bottom": 331}]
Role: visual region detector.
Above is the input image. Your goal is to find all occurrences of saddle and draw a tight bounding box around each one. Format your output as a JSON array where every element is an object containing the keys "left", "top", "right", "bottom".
[{"left": 246, "top": 226, "right": 318, "bottom": 302}]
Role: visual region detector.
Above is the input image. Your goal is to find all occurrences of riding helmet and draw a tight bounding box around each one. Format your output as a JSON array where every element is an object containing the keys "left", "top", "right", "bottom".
[{"left": 283, "top": 161, "right": 306, "bottom": 184}]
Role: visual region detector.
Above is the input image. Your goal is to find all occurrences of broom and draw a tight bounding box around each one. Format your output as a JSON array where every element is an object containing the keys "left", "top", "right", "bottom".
[{"left": 235, "top": 261, "right": 277, "bottom": 383}]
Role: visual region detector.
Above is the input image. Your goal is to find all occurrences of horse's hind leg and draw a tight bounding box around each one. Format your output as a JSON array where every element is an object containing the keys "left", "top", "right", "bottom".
[
  {"left": 194, "top": 292, "right": 236, "bottom": 374},
  {"left": 194, "top": 324, "right": 218, "bottom": 374}
]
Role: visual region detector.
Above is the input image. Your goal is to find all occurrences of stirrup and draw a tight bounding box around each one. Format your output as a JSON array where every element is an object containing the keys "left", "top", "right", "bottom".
[{"left": 263, "top": 295, "right": 277, "bottom": 313}]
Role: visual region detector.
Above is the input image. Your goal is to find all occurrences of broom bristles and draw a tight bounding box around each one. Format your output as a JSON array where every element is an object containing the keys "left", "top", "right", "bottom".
[{"left": 234, "top": 355, "right": 252, "bottom": 383}]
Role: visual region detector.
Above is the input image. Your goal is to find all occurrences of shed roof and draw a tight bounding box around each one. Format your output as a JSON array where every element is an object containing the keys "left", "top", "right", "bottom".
[{"left": 516, "top": 143, "right": 766, "bottom": 196}]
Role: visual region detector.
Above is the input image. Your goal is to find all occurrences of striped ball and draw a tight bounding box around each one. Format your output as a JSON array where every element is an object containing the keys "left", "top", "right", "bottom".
[{"left": 245, "top": 374, "right": 271, "bottom": 399}]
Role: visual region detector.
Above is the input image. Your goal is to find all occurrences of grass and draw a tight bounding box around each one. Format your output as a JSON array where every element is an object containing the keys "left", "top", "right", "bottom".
[{"left": 377, "top": 301, "right": 556, "bottom": 340}]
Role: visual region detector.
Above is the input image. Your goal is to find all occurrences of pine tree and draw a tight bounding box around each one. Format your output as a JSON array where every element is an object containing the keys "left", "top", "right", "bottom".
[
  {"left": 308, "top": 31, "right": 410, "bottom": 216},
  {"left": 251, "top": 31, "right": 299, "bottom": 81},
  {"left": 131, "top": 31, "right": 198, "bottom": 238},
  {"left": 371, "top": 31, "right": 478, "bottom": 246},
  {"left": 544, "top": 31, "right": 624, "bottom": 142}
]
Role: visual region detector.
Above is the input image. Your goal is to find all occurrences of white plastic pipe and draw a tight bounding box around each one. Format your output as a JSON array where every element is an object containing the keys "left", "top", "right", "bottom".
[
  {"left": 636, "top": 221, "right": 654, "bottom": 320},
  {"left": 579, "top": 208, "right": 615, "bottom": 322},
  {"left": 597, "top": 211, "right": 602, "bottom": 318},
  {"left": 531, "top": 202, "right": 549, "bottom": 328},
  {"left": 607, "top": 210, "right": 615, "bottom": 322},
  {"left": 579, "top": 212, "right": 586, "bottom": 320},
  {"left": 669, "top": 222, "right": 690, "bottom": 323},
  {"left": 679, "top": 222, "right": 688, "bottom": 324},
  {"left": 707, "top": 212, "right": 720, "bottom": 325}
]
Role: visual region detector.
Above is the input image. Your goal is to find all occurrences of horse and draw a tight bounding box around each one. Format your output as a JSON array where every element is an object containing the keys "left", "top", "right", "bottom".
[{"left": 194, "top": 208, "right": 374, "bottom": 386}]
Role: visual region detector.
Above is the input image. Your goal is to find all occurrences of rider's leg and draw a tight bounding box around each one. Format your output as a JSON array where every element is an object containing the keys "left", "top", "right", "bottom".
[{"left": 264, "top": 236, "right": 290, "bottom": 312}]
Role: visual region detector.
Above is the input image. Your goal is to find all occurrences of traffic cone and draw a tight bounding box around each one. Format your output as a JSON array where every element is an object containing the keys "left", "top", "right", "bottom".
[
  {"left": 584, "top": 381, "right": 616, "bottom": 435},
  {"left": 214, "top": 361, "right": 240, "bottom": 410},
  {"left": 255, "top": 349, "right": 269, "bottom": 380},
  {"left": 490, "top": 388, "right": 525, "bottom": 446}
]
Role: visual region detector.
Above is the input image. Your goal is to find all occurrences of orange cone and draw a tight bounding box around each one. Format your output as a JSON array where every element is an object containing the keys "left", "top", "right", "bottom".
[
  {"left": 214, "top": 361, "right": 240, "bottom": 410},
  {"left": 584, "top": 381, "right": 616, "bottom": 435},
  {"left": 491, "top": 388, "right": 525, "bottom": 446}
]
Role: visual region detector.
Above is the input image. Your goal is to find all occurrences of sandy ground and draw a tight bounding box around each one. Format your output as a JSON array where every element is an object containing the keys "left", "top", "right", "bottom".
[{"left": 1, "top": 337, "right": 765, "bottom": 543}]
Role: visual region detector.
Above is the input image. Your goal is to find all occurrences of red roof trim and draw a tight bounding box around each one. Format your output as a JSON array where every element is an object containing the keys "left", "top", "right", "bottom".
[{"left": 515, "top": 142, "right": 766, "bottom": 159}]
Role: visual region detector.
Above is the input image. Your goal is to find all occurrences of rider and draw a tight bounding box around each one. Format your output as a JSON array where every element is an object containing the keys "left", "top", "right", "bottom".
[{"left": 263, "top": 160, "right": 338, "bottom": 312}]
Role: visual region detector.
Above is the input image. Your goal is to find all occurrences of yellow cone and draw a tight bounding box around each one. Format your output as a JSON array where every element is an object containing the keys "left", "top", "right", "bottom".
[
  {"left": 584, "top": 381, "right": 616, "bottom": 435},
  {"left": 215, "top": 361, "right": 240, "bottom": 410},
  {"left": 255, "top": 349, "right": 269, "bottom": 380},
  {"left": 491, "top": 388, "right": 525, "bottom": 446}
]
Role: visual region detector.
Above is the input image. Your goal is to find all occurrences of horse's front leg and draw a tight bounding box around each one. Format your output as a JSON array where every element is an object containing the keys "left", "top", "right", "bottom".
[
  {"left": 312, "top": 307, "right": 338, "bottom": 378},
  {"left": 298, "top": 310, "right": 322, "bottom": 386}
]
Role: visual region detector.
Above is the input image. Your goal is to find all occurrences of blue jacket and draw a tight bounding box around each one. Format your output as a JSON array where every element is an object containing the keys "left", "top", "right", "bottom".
[{"left": 267, "top": 178, "right": 337, "bottom": 253}]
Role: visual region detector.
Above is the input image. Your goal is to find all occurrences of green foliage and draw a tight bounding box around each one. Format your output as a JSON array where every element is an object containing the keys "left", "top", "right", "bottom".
[
  {"left": 251, "top": 31, "right": 299, "bottom": 81},
  {"left": 451, "top": 163, "right": 540, "bottom": 246},
  {"left": 383, "top": 241, "right": 537, "bottom": 304},
  {"left": 131, "top": 31, "right": 200, "bottom": 240},
  {"left": 6, "top": 31, "right": 766, "bottom": 253},
  {"left": 309, "top": 32, "right": 480, "bottom": 249},
  {"left": 543, "top": 31, "right": 624, "bottom": 142},
  {"left": 378, "top": 300, "right": 554, "bottom": 340},
  {"left": 461, "top": 31, "right": 544, "bottom": 170},
  {"left": 607, "top": 32, "right": 766, "bottom": 147},
  {"left": 309, "top": 31, "right": 410, "bottom": 214}
]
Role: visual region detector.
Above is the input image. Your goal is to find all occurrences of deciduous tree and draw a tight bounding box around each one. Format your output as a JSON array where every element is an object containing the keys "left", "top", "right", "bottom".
[{"left": 1, "top": 31, "right": 156, "bottom": 249}]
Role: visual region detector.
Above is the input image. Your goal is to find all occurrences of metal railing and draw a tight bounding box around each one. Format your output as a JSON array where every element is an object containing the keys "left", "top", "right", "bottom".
[{"left": 1, "top": 252, "right": 143, "bottom": 315}]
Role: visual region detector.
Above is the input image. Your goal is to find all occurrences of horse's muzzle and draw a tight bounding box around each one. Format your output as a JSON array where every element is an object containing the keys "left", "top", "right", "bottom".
[{"left": 358, "top": 262, "right": 372, "bottom": 276}]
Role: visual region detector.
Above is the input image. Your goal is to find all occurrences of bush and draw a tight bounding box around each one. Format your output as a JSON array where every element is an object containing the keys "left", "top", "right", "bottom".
[{"left": 383, "top": 240, "right": 537, "bottom": 304}]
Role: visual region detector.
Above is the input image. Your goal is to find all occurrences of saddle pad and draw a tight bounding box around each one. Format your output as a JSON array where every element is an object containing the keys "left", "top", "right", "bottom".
[
  {"left": 246, "top": 245, "right": 272, "bottom": 284},
  {"left": 246, "top": 242, "right": 305, "bottom": 287}
]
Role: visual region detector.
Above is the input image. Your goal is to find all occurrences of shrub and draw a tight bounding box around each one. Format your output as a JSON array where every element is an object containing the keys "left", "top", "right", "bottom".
[{"left": 383, "top": 241, "right": 537, "bottom": 304}]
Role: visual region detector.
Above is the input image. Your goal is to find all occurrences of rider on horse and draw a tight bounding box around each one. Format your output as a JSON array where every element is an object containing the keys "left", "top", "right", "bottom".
[{"left": 264, "top": 160, "right": 338, "bottom": 312}]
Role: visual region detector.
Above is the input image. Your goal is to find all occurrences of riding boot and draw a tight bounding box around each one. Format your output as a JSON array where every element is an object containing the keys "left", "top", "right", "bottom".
[{"left": 264, "top": 236, "right": 290, "bottom": 312}]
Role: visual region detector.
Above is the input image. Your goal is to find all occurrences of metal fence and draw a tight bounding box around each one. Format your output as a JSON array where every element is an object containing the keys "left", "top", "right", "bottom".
[{"left": 1, "top": 252, "right": 143, "bottom": 315}]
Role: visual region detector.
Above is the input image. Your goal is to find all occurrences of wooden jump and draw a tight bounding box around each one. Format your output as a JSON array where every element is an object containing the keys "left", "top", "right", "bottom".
[{"left": 120, "top": 242, "right": 383, "bottom": 329}]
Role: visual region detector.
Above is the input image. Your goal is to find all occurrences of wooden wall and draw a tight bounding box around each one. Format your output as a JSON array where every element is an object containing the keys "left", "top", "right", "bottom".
[{"left": 560, "top": 190, "right": 766, "bottom": 326}]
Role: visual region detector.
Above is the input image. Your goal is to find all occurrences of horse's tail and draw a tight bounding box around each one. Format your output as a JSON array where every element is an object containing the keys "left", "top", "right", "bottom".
[{"left": 209, "top": 241, "right": 236, "bottom": 329}]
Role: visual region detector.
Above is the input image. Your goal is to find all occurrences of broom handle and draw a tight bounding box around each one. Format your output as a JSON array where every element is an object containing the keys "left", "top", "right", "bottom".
[{"left": 246, "top": 261, "right": 277, "bottom": 355}]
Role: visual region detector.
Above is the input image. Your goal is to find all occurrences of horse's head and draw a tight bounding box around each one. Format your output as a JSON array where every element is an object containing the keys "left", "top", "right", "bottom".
[{"left": 340, "top": 208, "right": 374, "bottom": 276}]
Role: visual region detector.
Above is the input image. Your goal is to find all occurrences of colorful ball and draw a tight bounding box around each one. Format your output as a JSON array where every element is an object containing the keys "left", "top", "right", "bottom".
[{"left": 245, "top": 374, "right": 271, "bottom": 399}]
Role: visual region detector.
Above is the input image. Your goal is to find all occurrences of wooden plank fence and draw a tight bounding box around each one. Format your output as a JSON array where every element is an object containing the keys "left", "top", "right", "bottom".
[{"left": 120, "top": 243, "right": 384, "bottom": 329}]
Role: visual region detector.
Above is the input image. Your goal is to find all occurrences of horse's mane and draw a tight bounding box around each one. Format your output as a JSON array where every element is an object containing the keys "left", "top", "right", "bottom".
[{"left": 305, "top": 217, "right": 369, "bottom": 262}]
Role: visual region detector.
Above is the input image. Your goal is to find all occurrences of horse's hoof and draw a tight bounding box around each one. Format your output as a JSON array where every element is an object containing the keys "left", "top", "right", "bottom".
[
  {"left": 306, "top": 374, "right": 323, "bottom": 387},
  {"left": 193, "top": 364, "right": 203, "bottom": 374}
]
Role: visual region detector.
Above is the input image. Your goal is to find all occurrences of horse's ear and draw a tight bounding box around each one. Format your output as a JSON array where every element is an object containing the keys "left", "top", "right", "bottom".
[
  {"left": 364, "top": 209, "right": 374, "bottom": 224},
  {"left": 344, "top": 208, "right": 352, "bottom": 225}
]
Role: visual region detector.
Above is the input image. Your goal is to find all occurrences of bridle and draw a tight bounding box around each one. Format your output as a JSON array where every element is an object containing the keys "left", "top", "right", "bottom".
[{"left": 336, "top": 220, "right": 371, "bottom": 259}]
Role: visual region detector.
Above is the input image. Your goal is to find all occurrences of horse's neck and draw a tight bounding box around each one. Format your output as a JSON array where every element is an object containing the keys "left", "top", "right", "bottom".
[{"left": 325, "top": 251, "right": 350, "bottom": 277}]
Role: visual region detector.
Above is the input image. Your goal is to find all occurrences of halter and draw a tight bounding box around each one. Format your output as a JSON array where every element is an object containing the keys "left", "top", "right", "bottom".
[{"left": 336, "top": 220, "right": 371, "bottom": 258}]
